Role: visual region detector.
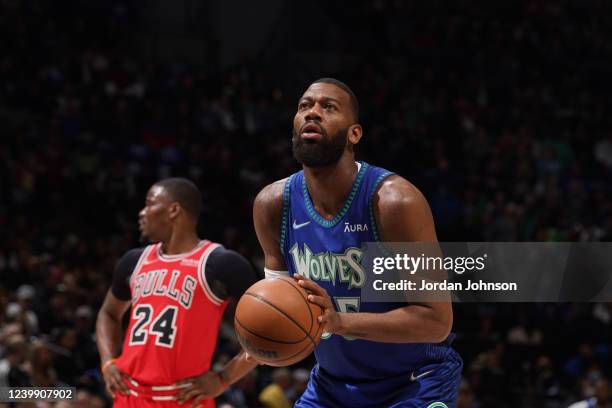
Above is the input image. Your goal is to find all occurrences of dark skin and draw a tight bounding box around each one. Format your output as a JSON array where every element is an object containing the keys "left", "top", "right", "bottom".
[
  {"left": 253, "top": 82, "right": 452, "bottom": 344},
  {"left": 95, "top": 184, "right": 256, "bottom": 407}
]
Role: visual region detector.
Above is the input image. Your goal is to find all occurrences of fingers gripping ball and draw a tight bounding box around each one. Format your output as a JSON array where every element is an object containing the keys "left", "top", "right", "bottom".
[{"left": 234, "top": 277, "right": 324, "bottom": 366}]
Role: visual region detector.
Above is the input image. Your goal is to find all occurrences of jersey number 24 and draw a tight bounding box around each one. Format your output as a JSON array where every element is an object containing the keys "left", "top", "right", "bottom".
[{"left": 129, "top": 304, "right": 178, "bottom": 348}]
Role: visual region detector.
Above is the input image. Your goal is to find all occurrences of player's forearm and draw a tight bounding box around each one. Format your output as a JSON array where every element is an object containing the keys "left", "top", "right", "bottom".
[
  {"left": 217, "top": 351, "right": 258, "bottom": 387},
  {"left": 95, "top": 311, "right": 124, "bottom": 364},
  {"left": 336, "top": 304, "right": 452, "bottom": 343}
]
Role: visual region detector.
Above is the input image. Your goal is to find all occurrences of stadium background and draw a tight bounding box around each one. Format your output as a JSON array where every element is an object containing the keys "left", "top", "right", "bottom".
[{"left": 1, "top": 0, "right": 611, "bottom": 407}]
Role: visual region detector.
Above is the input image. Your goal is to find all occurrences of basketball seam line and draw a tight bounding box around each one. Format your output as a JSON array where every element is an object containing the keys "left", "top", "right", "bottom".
[
  {"left": 271, "top": 341, "right": 315, "bottom": 364},
  {"left": 271, "top": 277, "right": 315, "bottom": 333},
  {"left": 243, "top": 292, "right": 316, "bottom": 347},
  {"left": 234, "top": 316, "right": 306, "bottom": 344}
]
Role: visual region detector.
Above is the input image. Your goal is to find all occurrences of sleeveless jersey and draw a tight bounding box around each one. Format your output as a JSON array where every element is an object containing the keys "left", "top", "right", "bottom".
[
  {"left": 116, "top": 241, "right": 228, "bottom": 385},
  {"left": 281, "top": 162, "right": 457, "bottom": 381}
]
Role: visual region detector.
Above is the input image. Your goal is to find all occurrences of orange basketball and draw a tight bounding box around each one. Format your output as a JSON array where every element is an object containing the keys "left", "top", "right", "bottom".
[{"left": 234, "top": 276, "right": 324, "bottom": 367}]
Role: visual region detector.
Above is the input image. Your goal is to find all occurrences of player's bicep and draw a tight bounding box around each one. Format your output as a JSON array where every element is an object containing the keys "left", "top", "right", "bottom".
[
  {"left": 374, "top": 177, "right": 452, "bottom": 328},
  {"left": 253, "top": 210, "right": 284, "bottom": 268},
  {"left": 100, "top": 289, "right": 131, "bottom": 321},
  {"left": 253, "top": 180, "right": 287, "bottom": 271},
  {"left": 205, "top": 248, "right": 259, "bottom": 300},
  {"left": 111, "top": 248, "right": 144, "bottom": 301}
]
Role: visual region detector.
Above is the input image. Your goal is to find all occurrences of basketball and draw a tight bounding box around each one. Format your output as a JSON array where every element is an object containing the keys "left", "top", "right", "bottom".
[{"left": 234, "top": 276, "right": 324, "bottom": 367}]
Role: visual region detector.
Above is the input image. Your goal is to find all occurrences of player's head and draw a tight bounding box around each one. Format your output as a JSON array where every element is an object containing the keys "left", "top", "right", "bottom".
[
  {"left": 138, "top": 178, "right": 201, "bottom": 243},
  {"left": 292, "top": 78, "right": 362, "bottom": 167}
]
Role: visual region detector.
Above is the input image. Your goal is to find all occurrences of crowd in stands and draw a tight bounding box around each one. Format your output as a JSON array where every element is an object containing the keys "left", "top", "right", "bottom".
[{"left": 1, "top": 0, "right": 611, "bottom": 407}]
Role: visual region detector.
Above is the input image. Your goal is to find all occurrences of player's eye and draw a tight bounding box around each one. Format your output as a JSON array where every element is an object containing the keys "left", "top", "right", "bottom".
[
  {"left": 324, "top": 103, "right": 336, "bottom": 110},
  {"left": 298, "top": 101, "right": 310, "bottom": 110}
]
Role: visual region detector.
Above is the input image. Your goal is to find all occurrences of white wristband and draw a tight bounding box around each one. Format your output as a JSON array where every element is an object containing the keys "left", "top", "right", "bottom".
[{"left": 264, "top": 268, "right": 289, "bottom": 278}]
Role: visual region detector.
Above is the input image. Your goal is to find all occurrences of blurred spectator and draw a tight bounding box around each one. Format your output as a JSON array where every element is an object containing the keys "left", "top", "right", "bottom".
[
  {"left": 287, "top": 368, "right": 310, "bottom": 403},
  {"left": 52, "top": 328, "right": 82, "bottom": 385},
  {"left": 25, "top": 340, "right": 57, "bottom": 387},
  {"left": 73, "top": 306, "right": 99, "bottom": 372},
  {"left": 506, "top": 316, "right": 543, "bottom": 346},
  {"left": 0, "top": 334, "right": 30, "bottom": 387},
  {"left": 594, "top": 134, "right": 612, "bottom": 169},
  {"left": 6, "top": 285, "right": 39, "bottom": 336},
  {"left": 222, "top": 370, "right": 260, "bottom": 408},
  {"left": 258, "top": 368, "right": 292, "bottom": 408},
  {"left": 532, "top": 355, "right": 561, "bottom": 406},
  {"left": 568, "top": 378, "right": 611, "bottom": 408},
  {"left": 470, "top": 342, "right": 508, "bottom": 407},
  {"left": 457, "top": 380, "right": 479, "bottom": 408}
]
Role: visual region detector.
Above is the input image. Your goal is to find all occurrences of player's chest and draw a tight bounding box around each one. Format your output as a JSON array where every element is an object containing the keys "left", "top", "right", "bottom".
[{"left": 130, "top": 264, "right": 198, "bottom": 310}]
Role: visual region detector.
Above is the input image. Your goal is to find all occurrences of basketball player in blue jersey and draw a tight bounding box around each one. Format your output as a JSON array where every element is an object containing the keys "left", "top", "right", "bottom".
[{"left": 253, "top": 78, "right": 463, "bottom": 407}]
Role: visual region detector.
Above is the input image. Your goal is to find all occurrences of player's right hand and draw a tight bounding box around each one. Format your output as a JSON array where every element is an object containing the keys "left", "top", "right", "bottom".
[
  {"left": 102, "top": 361, "right": 130, "bottom": 397},
  {"left": 295, "top": 274, "right": 343, "bottom": 335},
  {"left": 176, "top": 371, "right": 225, "bottom": 407}
]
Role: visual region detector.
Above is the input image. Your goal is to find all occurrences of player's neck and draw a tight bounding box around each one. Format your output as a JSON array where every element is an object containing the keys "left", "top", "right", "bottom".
[
  {"left": 161, "top": 230, "right": 201, "bottom": 255},
  {"left": 303, "top": 156, "right": 358, "bottom": 220}
]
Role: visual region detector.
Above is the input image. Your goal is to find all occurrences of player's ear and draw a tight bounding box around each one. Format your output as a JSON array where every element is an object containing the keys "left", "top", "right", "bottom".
[
  {"left": 168, "top": 202, "right": 181, "bottom": 220},
  {"left": 348, "top": 124, "right": 362, "bottom": 145}
]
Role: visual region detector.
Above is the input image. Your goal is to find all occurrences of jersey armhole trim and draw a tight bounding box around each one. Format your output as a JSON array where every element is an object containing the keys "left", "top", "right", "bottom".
[
  {"left": 128, "top": 245, "right": 153, "bottom": 288},
  {"left": 280, "top": 175, "right": 293, "bottom": 256},
  {"left": 368, "top": 171, "right": 395, "bottom": 243},
  {"left": 197, "top": 243, "right": 224, "bottom": 306}
]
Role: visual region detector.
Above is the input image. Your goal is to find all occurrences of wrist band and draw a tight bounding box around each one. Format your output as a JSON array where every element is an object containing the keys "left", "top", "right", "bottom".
[{"left": 102, "top": 358, "right": 117, "bottom": 374}]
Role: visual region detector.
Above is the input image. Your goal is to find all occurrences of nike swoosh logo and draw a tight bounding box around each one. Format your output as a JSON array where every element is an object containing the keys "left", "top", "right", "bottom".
[
  {"left": 410, "top": 369, "right": 434, "bottom": 382},
  {"left": 293, "top": 220, "right": 311, "bottom": 230}
]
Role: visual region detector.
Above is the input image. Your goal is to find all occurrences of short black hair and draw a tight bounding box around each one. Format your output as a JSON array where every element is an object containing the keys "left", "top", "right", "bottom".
[
  {"left": 154, "top": 178, "right": 202, "bottom": 222},
  {"left": 311, "top": 77, "right": 359, "bottom": 122}
]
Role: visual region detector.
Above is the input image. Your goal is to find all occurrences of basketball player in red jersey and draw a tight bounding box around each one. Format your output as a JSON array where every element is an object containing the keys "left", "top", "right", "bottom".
[{"left": 96, "top": 178, "right": 259, "bottom": 407}]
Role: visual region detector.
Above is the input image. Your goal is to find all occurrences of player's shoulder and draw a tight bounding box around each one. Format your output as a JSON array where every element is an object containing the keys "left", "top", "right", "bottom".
[
  {"left": 373, "top": 174, "right": 429, "bottom": 211},
  {"left": 253, "top": 178, "right": 288, "bottom": 219},
  {"left": 255, "top": 178, "right": 287, "bottom": 205},
  {"left": 113, "top": 247, "right": 148, "bottom": 281},
  {"left": 207, "top": 245, "right": 239, "bottom": 263},
  {"left": 118, "top": 247, "right": 147, "bottom": 264},
  {"left": 123, "top": 247, "right": 147, "bottom": 257}
]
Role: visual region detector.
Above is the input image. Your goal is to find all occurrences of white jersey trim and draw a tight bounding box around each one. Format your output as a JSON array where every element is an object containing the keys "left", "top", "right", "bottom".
[
  {"left": 152, "top": 395, "right": 176, "bottom": 401},
  {"left": 197, "top": 243, "right": 224, "bottom": 306},
  {"left": 151, "top": 383, "right": 190, "bottom": 391},
  {"left": 129, "top": 245, "right": 154, "bottom": 287},
  {"left": 156, "top": 240, "right": 206, "bottom": 262},
  {"left": 264, "top": 268, "right": 289, "bottom": 278}
]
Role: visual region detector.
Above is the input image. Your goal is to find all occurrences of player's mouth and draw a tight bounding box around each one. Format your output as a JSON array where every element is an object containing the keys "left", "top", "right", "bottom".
[{"left": 300, "top": 122, "right": 324, "bottom": 141}]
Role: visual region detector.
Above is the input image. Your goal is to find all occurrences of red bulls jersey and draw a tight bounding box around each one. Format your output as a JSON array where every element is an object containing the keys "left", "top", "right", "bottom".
[{"left": 115, "top": 240, "right": 228, "bottom": 385}]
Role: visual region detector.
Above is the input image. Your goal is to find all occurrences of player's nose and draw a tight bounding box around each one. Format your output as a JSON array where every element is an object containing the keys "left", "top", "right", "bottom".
[{"left": 304, "top": 103, "right": 323, "bottom": 121}]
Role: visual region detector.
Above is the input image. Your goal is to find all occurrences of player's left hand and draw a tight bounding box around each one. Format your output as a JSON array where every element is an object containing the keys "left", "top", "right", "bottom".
[
  {"left": 176, "top": 371, "right": 225, "bottom": 407},
  {"left": 295, "top": 275, "right": 345, "bottom": 335}
]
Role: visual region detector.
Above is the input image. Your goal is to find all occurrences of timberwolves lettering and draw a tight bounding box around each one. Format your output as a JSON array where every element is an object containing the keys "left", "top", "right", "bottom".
[{"left": 289, "top": 244, "right": 366, "bottom": 289}]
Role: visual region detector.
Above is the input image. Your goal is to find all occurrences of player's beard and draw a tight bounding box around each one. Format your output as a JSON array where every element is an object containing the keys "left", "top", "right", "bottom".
[{"left": 292, "top": 125, "right": 348, "bottom": 167}]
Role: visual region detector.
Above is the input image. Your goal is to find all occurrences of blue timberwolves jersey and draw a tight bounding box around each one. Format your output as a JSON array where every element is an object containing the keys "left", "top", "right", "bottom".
[{"left": 281, "top": 162, "right": 458, "bottom": 382}]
